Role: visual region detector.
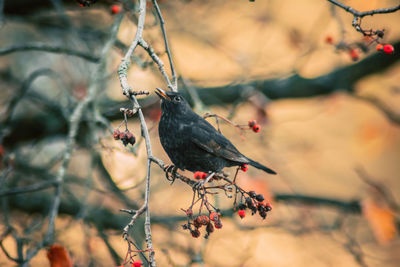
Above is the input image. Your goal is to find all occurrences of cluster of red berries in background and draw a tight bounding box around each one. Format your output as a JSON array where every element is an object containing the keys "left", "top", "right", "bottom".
[
  {"left": 376, "top": 43, "right": 394, "bottom": 55},
  {"left": 237, "top": 191, "right": 272, "bottom": 220},
  {"left": 324, "top": 33, "right": 395, "bottom": 62},
  {"left": 118, "top": 260, "right": 142, "bottom": 267},
  {"left": 76, "top": 0, "right": 122, "bottom": 15},
  {"left": 248, "top": 120, "right": 260, "bottom": 133},
  {"left": 182, "top": 211, "right": 222, "bottom": 238},
  {"left": 113, "top": 129, "right": 136, "bottom": 146}
]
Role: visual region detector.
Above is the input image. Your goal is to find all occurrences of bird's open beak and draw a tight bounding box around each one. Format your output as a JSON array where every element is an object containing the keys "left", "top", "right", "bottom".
[{"left": 155, "top": 88, "right": 170, "bottom": 100}]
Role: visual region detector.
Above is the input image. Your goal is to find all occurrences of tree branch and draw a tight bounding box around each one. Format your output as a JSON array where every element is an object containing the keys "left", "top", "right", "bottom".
[
  {"left": 327, "top": 0, "right": 400, "bottom": 18},
  {"left": 0, "top": 43, "right": 99, "bottom": 62}
]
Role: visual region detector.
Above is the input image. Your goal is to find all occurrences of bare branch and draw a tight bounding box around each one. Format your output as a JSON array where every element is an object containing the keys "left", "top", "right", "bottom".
[
  {"left": 327, "top": 0, "right": 400, "bottom": 18},
  {"left": 0, "top": 43, "right": 99, "bottom": 62},
  {"left": 0, "top": 180, "right": 56, "bottom": 197},
  {"left": 352, "top": 95, "right": 400, "bottom": 125},
  {"left": 152, "top": 0, "right": 178, "bottom": 91},
  {"left": 117, "top": 0, "right": 157, "bottom": 265}
]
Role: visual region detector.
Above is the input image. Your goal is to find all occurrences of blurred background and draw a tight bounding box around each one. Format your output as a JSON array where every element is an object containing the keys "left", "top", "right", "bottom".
[{"left": 0, "top": 0, "right": 400, "bottom": 266}]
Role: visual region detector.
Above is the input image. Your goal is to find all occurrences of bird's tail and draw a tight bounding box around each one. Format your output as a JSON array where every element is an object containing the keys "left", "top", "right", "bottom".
[{"left": 248, "top": 159, "right": 277, "bottom": 175}]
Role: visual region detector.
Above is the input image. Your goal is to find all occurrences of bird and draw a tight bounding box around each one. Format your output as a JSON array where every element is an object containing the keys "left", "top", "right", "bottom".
[{"left": 155, "top": 88, "right": 276, "bottom": 184}]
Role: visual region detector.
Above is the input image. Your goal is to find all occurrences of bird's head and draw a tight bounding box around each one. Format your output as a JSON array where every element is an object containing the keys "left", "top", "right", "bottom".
[{"left": 155, "top": 88, "right": 191, "bottom": 114}]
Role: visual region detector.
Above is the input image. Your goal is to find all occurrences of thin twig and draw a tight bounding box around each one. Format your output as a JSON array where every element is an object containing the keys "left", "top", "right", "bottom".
[
  {"left": 152, "top": 0, "right": 178, "bottom": 91},
  {"left": 327, "top": 0, "right": 400, "bottom": 18}
]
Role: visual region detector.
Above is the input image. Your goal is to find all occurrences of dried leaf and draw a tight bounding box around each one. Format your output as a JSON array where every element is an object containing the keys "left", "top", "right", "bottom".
[
  {"left": 362, "top": 199, "right": 398, "bottom": 244},
  {"left": 47, "top": 244, "right": 73, "bottom": 267}
]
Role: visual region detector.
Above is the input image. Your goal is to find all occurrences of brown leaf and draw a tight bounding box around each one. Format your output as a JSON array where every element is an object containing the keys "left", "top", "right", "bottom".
[
  {"left": 47, "top": 244, "right": 73, "bottom": 267},
  {"left": 362, "top": 199, "right": 398, "bottom": 244}
]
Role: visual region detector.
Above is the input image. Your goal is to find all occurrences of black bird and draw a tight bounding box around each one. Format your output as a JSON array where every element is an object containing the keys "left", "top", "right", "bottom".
[{"left": 156, "top": 88, "right": 276, "bottom": 182}]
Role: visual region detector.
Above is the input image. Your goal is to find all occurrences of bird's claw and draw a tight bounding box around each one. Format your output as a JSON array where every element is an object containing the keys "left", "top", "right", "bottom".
[
  {"left": 192, "top": 172, "right": 215, "bottom": 190},
  {"left": 164, "top": 165, "right": 177, "bottom": 185},
  {"left": 192, "top": 180, "right": 206, "bottom": 190}
]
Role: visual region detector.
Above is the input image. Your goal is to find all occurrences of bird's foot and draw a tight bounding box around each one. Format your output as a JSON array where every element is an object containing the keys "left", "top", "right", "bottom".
[
  {"left": 193, "top": 172, "right": 215, "bottom": 190},
  {"left": 164, "top": 165, "right": 177, "bottom": 185}
]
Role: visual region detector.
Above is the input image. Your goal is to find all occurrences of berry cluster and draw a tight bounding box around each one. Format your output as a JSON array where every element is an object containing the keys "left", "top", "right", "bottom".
[
  {"left": 182, "top": 211, "right": 222, "bottom": 239},
  {"left": 324, "top": 33, "right": 395, "bottom": 62},
  {"left": 237, "top": 191, "right": 272, "bottom": 220},
  {"left": 248, "top": 120, "right": 261, "bottom": 133},
  {"left": 113, "top": 129, "right": 136, "bottom": 146},
  {"left": 376, "top": 43, "right": 394, "bottom": 55},
  {"left": 172, "top": 166, "right": 273, "bottom": 239}
]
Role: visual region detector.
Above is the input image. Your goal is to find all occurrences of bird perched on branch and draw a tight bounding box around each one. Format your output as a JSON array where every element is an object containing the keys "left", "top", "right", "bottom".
[{"left": 155, "top": 88, "right": 276, "bottom": 185}]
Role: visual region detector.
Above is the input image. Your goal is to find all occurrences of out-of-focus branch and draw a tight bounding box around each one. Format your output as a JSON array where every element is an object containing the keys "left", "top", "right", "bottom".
[
  {"left": 0, "top": 0, "right": 4, "bottom": 27},
  {"left": 352, "top": 95, "right": 400, "bottom": 125},
  {"left": 0, "top": 180, "right": 56, "bottom": 197},
  {"left": 194, "top": 40, "right": 400, "bottom": 104},
  {"left": 275, "top": 194, "right": 361, "bottom": 213},
  {"left": 7, "top": 190, "right": 376, "bottom": 230},
  {"left": 19, "top": 14, "right": 123, "bottom": 265},
  {"left": 0, "top": 43, "right": 100, "bottom": 62}
]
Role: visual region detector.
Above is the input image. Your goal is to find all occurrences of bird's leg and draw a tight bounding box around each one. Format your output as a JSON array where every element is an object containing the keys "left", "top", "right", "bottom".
[
  {"left": 164, "top": 164, "right": 177, "bottom": 185},
  {"left": 193, "top": 172, "right": 215, "bottom": 189}
]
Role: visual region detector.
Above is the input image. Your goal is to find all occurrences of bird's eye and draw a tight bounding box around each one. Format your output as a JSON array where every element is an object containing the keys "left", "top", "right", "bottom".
[{"left": 174, "top": 96, "right": 181, "bottom": 102}]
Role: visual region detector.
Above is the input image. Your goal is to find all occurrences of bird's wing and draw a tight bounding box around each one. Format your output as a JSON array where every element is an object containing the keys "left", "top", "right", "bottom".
[{"left": 189, "top": 118, "right": 249, "bottom": 164}]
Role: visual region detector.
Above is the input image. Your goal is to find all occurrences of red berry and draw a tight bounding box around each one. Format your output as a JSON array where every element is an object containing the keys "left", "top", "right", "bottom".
[
  {"left": 241, "top": 164, "right": 248, "bottom": 172},
  {"left": 132, "top": 260, "right": 142, "bottom": 267},
  {"left": 111, "top": 4, "right": 121, "bottom": 14},
  {"left": 238, "top": 210, "right": 246, "bottom": 219},
  {"left": 195, "top": 215, "right": 210, "bottom": 225},
  {"left": 376, "top": 43, "right": 384, "bottom": 51},
  {"left": 113, "top": 129, "right": 120, "bottom": 140},
  {"left": 383, "top": 44, "right": 394, "bottom": 55},
  {"left": 194, "top": 171, "right": 204, "bottom": 180},
  {"left": 257, "top": 201, "right": 265, "bottom": 207},
  {"left": 255, "top": 194, "right": 264, "bottom": 202},
  {"left": 191, "top": 229, "right": 200, "bottom": 238},
  {"left": 325, "top": 35, "right": 334, "bottom": 44},
  {"left": 185, "top": 208, "right": 193, "bottom": 217},
  {"left": 349, "top": 48, "right": 359, "bottom": 61},
  {"left": 265, "top": 202, "right": 272, "bottom": 211},
  {"left": 119, "top": 132, "right": 126, "bottom": 140},
  {"left": 214, "top": 221, "right": 223, "bottom": 229},
  {"left": 252, "top": 124, "right": 260, "bottom": 133},
  {"left": 248, "top": 120, "right": 257, "bottom": 128},
  {"left": 209, "top": 212, "right": 219, "bottom": 222},
  {"left": 126, "top": 132, "right": 136, "bottom": 145}
]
